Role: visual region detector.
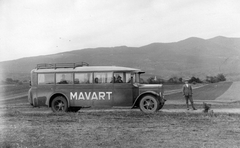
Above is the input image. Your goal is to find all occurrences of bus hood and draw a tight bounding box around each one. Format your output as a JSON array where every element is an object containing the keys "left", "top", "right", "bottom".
[
  {"left": 136, "top": 83, "right": 164, "bottom": 98},
  {"left": 134, "top": 83, "right": 163, "bottom": 88}
]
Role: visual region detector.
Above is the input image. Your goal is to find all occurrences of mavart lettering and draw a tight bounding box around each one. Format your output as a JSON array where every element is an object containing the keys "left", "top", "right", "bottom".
[{"left": 70, "top": 92, "right": 112, "bottom": 100}]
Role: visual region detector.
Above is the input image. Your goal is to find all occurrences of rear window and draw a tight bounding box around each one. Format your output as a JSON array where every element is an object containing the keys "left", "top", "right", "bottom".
[{"left": 38, "top": 74, "right": 54, "bottom": 85}]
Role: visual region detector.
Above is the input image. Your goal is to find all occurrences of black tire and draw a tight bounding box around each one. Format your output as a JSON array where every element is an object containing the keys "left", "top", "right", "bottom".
[
  {"left": 51, "top": 96, "right": 68, "bottom": 112},
  {"left": 139, "top": 95, "right": 159, "bottom": 113},
  {"left": 158, "top": 102, "right": 165, "bottom": 110}
]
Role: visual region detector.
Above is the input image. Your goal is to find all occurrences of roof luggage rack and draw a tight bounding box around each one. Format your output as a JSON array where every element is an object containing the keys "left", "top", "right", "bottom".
[{"left": 36, "top": 62, "right": 89, "bottom": 69}]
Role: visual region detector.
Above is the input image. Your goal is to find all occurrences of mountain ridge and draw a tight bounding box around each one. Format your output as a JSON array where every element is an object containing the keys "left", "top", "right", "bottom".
[{"left": 1, "top": 36, "right": 240, "bottom": 81}]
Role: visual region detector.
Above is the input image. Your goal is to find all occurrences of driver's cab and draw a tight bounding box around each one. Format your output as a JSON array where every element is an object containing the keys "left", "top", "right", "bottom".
[{"left": 112, "top": 70, "right": 146, "bottom": 106}]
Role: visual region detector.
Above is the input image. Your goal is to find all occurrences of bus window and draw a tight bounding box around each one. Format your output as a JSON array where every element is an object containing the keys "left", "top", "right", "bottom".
[
  {"left": 114, "top": 72, "right": 131, "bottom": 83},
  {"left": 94, "top": 72, "right": 112, "bottom": 84},
  {"left": 133, "top": 73, "right": 140, "bottom": 83},
  {"left": 74, "top": 73, "right": 93, "bottom": 84},
  {"left": 132, "top": 74, "right": 136, "bottom": 83},
  {"left": 38, "top": 73, "right": 54, "bottom": 85},
  {"left": 114, "top": 73, "right": 123, "bottom": 83},
  {"left": 126, "top": 73, "right": 131, "bottom": 83},
  {"left": 56, "top": 73, "right": 73, "bottom": 84}
]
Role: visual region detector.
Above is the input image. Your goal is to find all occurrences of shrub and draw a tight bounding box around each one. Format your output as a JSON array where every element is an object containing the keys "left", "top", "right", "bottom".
[
  {"left": 217, "top": 73, "right": 226, "bottom": 81},
  {"left": 206, "top": 74, "right": 226, "bottom": 83},
  {"left": 189, "top": 76, "right": 202, "bottom": 83}
]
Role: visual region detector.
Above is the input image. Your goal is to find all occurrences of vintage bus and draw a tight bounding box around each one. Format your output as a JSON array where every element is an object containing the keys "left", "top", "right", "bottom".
[{"left": 28, "top": 62, "right": 165, "bottom": 113}]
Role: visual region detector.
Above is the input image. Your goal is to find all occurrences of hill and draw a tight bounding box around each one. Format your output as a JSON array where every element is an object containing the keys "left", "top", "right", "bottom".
[{"left": 1, "top": 36, "right": 240, "bottom": 81}]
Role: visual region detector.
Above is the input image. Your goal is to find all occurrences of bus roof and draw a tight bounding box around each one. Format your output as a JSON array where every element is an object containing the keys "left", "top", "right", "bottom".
[{"left": 32, "top": 66, "right": 145, "bottom": 73}]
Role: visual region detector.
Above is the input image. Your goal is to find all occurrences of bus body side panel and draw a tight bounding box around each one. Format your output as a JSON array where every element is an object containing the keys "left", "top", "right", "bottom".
[
  {"left": 28, "top": 87, "right": 37, "bottom": 106},
  {"left": 70, "top": 84, "right": 94, "bottom": 107},
  {"left": 54, "top": 85, "right": 75, "bottom": 106},
  {"left": 132, "top": 85, "right": 140, "bottom": 103},
  {"left": 36, "top": 85, "right": 55, "bottom": 106},
  {"left": 113, "top": 83, "right": 133, "bottom": 106},
  {"left": 92, "top": 84, "right": 113, "bottom": 107}
]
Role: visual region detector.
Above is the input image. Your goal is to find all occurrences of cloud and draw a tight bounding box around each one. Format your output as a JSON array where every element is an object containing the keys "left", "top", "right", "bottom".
[{"left": 1, "top": 0, "right": 240, "bottom": 61}]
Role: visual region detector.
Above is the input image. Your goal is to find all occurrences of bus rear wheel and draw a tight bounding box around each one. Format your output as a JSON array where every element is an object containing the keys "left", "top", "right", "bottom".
[
  {"left": 51, "top": 96, "right": 68, "bottom": 112},
  {"left": 139, "top": 95, "right": 159, "bottom": 113}
]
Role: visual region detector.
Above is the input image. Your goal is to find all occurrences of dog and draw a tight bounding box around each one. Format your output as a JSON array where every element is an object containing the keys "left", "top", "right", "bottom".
[{"left": 203, "top": 102, "right": 211, "bottom": 113}]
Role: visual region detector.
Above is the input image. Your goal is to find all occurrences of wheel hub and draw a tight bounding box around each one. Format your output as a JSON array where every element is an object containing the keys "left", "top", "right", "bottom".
[
  {"left": 144, "top": 99, "right": 154, "bottom": 110},
  {"left": 56, "top": 101, "right": 65, "bottom": 111}
]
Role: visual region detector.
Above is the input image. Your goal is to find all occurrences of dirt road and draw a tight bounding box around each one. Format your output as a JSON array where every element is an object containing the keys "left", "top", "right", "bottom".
[
  {"left": 216, "top": 81, "right": 240, "bottom": 101},
  {"left": 1, "top": 81, "right": 240, "bottom": 114}
]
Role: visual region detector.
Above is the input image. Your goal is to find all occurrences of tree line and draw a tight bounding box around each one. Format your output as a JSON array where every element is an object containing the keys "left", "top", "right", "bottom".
[
  {"left": 145, "top": 73, "right": 226, "bottom": 84},
  {"left": 1, "top": 78, "right": 29, "bottom": 85}
]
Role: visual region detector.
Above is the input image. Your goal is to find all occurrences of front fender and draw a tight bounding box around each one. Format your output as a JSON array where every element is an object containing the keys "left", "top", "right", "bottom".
[{"left": 132, "top": 91, "right": 161, "bottom": 108}]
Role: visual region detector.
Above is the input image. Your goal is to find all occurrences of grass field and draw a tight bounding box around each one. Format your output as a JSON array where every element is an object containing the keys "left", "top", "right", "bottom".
[
  {"left": 0, "top": 83, "right": 29, "bottom": 97},
  {"left": 1, "top": 81, "right": 240, "bottom": 148},
  {"left": 1, "top": 106, "right": 240, "bottom": 148}
]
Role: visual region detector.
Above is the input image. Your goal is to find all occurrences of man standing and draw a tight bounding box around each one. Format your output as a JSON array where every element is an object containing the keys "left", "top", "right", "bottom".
[{"left": 182, "top": 80, "right": 197, "bottom": 110}]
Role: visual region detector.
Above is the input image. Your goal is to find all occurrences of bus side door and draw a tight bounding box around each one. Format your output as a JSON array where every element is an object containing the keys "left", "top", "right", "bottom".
[
  {"left": 113, "top": 83, "right": 133, "bottom": 106},
  {"left": 113, "top": 72, "right": 133, "bottom": 107}
]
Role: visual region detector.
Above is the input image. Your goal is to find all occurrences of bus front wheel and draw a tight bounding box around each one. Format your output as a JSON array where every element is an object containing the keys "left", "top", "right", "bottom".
[
  {"left": 139, "top": 95, "right": 159, "bottom": 113},
  {"left": 51, "top": 96, "right": 68, "bottom": 112},
  {"left": 158, "top": 102, "right": 164, "bottom": 110}
]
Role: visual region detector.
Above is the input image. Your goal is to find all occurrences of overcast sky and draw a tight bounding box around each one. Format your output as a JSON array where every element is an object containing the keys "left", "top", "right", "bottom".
[{"left": 1, "top": 0, "right": 240, "bottom": 62}]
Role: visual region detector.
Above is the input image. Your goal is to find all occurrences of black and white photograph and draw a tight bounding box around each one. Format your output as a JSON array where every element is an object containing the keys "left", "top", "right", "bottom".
[{"left": 1, "top": 0, "right": 240, "bottom": 147}]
